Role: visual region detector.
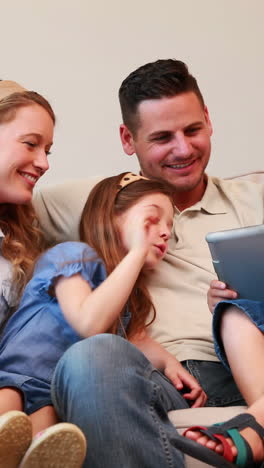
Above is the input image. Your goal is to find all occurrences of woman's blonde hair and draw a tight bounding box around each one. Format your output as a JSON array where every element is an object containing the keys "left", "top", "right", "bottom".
[
  {"left": 79, "top": 172, "right": 174, "bottom": 339},
  {"left": 0, "top": 90, "right": 55, "bottom": 304}
]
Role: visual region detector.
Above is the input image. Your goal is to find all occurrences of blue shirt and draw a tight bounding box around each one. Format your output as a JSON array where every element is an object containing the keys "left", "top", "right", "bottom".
[{"left": 0, "top": 242, "right": 108, "bottom": 386}]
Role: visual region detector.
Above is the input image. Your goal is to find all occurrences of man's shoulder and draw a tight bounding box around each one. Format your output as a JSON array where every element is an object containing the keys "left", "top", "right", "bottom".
[
  {"left": 207, "top": 174, "right": 264, "bottom": 214},
  {"left": 210, "top": 173, "right": 264, "bottom": 194}
]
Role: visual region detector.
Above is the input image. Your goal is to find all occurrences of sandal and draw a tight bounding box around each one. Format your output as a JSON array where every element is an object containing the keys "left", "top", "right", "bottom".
[{"left": 172, "top": 413, "right": 264, "bottom": 468}]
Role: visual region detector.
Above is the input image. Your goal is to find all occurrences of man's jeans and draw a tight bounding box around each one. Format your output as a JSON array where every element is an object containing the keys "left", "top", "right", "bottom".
[
  {"left": 51, "top": 334, "right": 245, "bottom": 467},
  {"left": 182, "top": 360, "right": 246, "bottom": 407}
]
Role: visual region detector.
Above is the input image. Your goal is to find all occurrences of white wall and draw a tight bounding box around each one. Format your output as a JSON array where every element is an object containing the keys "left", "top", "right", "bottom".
[{"left": 1, "top": 0, "right": 264, "bottom": 184}]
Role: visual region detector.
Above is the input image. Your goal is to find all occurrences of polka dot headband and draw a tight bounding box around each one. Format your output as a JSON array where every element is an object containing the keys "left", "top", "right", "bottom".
[{"left": 116, "top": 172, "right": 149, "bottom": 193}]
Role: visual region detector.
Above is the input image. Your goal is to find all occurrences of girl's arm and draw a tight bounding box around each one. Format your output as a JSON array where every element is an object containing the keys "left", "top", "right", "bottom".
[
  {"left": 54, "top": 247, "right": 147, "bottom": 337},
  {"left": 55, "top": 205, "right": 160, "bottom": 337},
  {"left": 131, "top": 331, "right": 207, "bottom": 408}
]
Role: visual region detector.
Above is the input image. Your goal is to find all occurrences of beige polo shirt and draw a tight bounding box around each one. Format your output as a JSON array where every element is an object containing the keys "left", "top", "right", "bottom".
[
  {"left": 34, "top": 174, "right": 264, "bottom": 362},
  {"left": 147, "top": 176, "right": 264, "bottom": 362}
]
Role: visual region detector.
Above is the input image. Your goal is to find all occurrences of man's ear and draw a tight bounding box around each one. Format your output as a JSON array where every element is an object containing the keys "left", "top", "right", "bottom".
[
  {"left": 204, "top": 106, "right": 213, "bottom": 136},
  {"left": 120, "top": 124, "right": 136, "bottom": 155}
]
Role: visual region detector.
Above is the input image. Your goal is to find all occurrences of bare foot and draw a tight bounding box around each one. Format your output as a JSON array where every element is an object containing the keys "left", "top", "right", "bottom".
[{"left": 184, "top": 426, "right": 264, "bottom": 463}]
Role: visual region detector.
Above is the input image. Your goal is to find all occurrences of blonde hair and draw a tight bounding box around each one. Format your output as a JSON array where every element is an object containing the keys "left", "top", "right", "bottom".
[
  {"left": 0, "top": 90, "right": 55, "bottom": 305},
  {"left": 79, "top": 172, "right": 174, "bottom": 339},
  {"left": 0, "top": 90, "right": 55, "bottom": 124}
]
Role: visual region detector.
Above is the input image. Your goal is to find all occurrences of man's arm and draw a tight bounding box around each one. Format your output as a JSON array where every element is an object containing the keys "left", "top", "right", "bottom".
[
  {"left": 33, "top": 177, "right": 102, "bottom": 243},
  {"left": 131, "top": 331, "right": 207, "bottom": 408}
]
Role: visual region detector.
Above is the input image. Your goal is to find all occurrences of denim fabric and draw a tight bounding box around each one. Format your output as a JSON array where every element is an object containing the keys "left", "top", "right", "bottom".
[
  {"left": 213, "top": 299, "right": 264, "bottom": 371},
  {"left": 0, "top": 242, "right": 110, "bottom": 414},
  {"left": 51, "top": 334, "right": 189, "bottom": 468},
  {"left": 182, "top": 360, "right": 246, "bottom": 407}
]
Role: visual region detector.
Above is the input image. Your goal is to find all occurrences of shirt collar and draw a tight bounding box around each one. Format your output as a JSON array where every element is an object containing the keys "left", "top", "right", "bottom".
[{"left": 185, "top": 176, "right": 227, "bottom": 214}]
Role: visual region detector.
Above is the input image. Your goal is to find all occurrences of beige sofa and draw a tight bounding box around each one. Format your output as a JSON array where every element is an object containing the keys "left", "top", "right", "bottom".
[{"left": 33, "top": 171, "right": 264, "bottom": 467}]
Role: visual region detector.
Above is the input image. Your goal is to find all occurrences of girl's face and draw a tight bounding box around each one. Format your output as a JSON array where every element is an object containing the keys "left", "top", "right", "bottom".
[
  {"left": 0, "top": 103, "right": 54, "bottom": 204},
  {"left": 118, "top": 192, "right": 174, "bottom": 270}
]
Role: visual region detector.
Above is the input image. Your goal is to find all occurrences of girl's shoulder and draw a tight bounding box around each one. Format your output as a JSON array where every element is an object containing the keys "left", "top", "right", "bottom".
[
  {"left": 35, "top": 241, "right": 100, "bottom": 271},
  {"left": 29, "top": 242, "right": 106, "bottom": 294}
]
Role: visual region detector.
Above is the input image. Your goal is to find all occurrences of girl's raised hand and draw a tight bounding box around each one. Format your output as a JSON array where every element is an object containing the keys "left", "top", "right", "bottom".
[
  {"left": 207, "top": 279, "right": 238, "bottom": 313},
  {"left": 123, "top": 205, "right": 161, "bottom": 254}
]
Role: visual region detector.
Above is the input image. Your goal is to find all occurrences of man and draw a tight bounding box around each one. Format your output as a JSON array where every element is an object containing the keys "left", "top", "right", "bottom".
[
  {"left": 34, "top": 59, "right": 264, "bottom": 467},
  {"left": 118, "top": 59, "right": 246, "bottom": 405}
]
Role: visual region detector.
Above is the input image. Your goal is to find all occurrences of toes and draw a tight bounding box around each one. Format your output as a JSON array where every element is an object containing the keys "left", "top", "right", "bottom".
[
  {"left": 185, "top": 431, "right": 211, "bottom": 446},
  {"left": 196, "top": 435, "right": 211, "bottom": 446},
  {"left": 185, "top": 430, "right": 220, "bottom": 450},
  {"left": 206, "top": 439, "right": 219, "bottom": 450},
  {"left": 185, "top": 427, "right": 238, "bottom": 458},
  {"left": 214, "top": 443, "right": 225, "bottom": 454},
  {"left": 184, "top": 430, "right": 201, "bottom": 441}
]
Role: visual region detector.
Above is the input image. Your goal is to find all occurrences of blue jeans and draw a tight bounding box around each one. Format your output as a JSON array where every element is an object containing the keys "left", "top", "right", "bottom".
[
  {"left": 51, "top": 334, "right": 189, "bottom": 468},
  {"left": 182, "top": 360, "right": 246, "bottom": 407},
  {"left": 51, "top": 335, "right": 246, "bottom": 467},
  {"left": 213, "top": 299, "right": 264, "bottom": 372}
]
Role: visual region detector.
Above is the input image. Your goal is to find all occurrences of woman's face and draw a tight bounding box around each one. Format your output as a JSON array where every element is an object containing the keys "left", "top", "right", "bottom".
[
  {"left": 118, "top": 192, "right": 174, "bottom": 270},
  {"left": 0, "top": 103, "right": 54, "bottom": 204}
]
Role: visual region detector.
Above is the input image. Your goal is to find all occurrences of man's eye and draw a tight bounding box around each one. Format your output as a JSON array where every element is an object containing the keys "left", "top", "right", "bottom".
[
  {"left": 154, "top": 135, "right": 171, "bottom": 142},
  {"left": 186, "top": 127, "right": 201, "bottom": 135}
]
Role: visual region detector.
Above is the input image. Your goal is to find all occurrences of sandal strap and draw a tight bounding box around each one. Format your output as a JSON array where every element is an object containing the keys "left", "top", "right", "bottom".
[
  {"left": 217, "top": 413, "right": 264, "bottom": 439},
  {"left": 183, "top": 413, "right": 263, "bottom": 467},
  {"left": 226, "top": 428, "right": 249, "bottom": 468},
  {"left": 211, "top": 433, "right": 234, "bottom": 462},
  {"left": 183, "top": 426, "right": 235, "bottom": 462}
]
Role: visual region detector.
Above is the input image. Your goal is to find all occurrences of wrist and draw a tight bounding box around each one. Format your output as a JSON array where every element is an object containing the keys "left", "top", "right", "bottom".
[{"left": 128, "top": 246, "right": 148, "bottom": 262}]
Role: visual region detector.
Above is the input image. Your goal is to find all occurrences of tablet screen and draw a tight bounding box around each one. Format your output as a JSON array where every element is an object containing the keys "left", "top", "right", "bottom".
[{"left": 206, "top": 225, "right": 264, "bottom": 301}]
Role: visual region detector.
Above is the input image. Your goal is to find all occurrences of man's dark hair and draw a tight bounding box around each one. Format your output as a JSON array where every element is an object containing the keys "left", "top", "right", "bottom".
[{"left": 119, "top": 59, "right": 204, "bottom": 135}]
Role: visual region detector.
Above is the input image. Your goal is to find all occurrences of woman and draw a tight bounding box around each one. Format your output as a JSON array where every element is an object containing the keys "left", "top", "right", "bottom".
[{"left": 0, "top": 80, "right": 86, "bottom": 468}]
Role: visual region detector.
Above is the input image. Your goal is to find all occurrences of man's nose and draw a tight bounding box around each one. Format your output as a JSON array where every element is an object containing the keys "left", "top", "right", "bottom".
[{"left": 172, "top": 132, "right": 192, "bottom": 157}]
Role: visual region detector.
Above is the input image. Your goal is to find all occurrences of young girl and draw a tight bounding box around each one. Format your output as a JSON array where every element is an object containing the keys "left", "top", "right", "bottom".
[
  {"left": 0, "top": 171, "right": 206, "bottom": 467},
  {"left": 178, "top": 281, "right": 264, "bottom": 467},
  {"left": 0, "top": 80, "right": 86, "bottom": 467}
]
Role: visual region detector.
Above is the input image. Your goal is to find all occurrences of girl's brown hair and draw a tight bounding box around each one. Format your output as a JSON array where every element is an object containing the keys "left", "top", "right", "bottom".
[
  {"left": 79, "top": 172, "right": 174, "bottom": 339},
  {"left": 0, "top": 90, "right": 55, "bottom": 305}
]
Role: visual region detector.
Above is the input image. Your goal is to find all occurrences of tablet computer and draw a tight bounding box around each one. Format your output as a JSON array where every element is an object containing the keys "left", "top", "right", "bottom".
[{"left": 206, "top": 224, "right": 264, "bottom": 301}]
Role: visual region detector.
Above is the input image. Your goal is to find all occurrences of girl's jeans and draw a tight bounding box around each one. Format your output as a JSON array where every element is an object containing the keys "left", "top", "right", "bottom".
[{"left": 51, "top": 334, "right": 245, "bottom": 468}]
